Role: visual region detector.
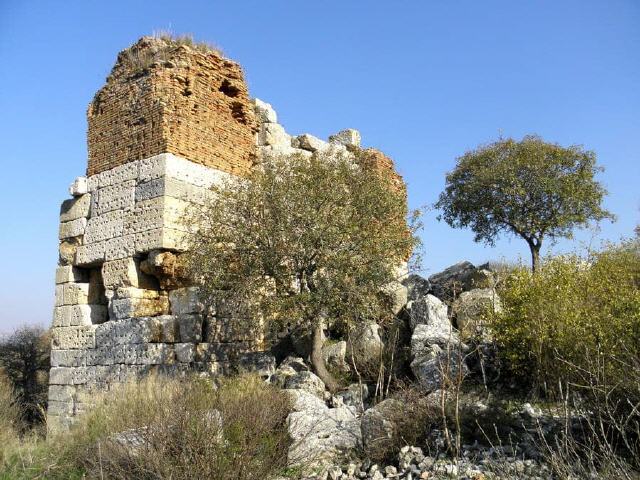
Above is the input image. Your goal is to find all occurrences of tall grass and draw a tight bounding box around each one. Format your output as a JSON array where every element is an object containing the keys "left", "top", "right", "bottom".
[{"left": 0, "top": 374, "right": 291, "bottom": 480}]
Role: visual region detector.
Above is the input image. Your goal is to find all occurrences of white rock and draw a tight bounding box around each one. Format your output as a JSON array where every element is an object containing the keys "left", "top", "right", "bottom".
[
  {"left": 285, "top": 371, "right": 326, "bottom": 399},
  {"left": 410, "top": 294, "right": 449, "bottom": 330},
  {"left": 296, "top": 134, "right": 328, "bottom": 152},
  {"left": 328, "top": 129, "right": 361, "bottom": 147},
  {"left": 253, "top": 98, "right": 278, "bottom": 123},
  {"left": 258, "top": 123, "right": 290, "bottom": 147},
  {"left": 69, "top": 176, "right": 88, "bottom": 196}
]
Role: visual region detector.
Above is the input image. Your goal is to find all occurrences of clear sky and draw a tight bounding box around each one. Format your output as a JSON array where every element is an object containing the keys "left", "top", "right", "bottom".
[{"left": 0, "top": 1, "right": 638, "bottom": 332}]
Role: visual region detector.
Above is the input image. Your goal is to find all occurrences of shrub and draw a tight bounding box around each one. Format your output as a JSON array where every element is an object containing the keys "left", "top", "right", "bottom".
[
  {"left": 0, "top": 373, "right": 21, "bottom": 468},
  {"left": 491, "top": 242, "right": 640, "bottom": 398}
]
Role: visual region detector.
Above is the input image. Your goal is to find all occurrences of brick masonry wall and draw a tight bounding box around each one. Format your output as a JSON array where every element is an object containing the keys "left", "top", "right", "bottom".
[{"left": 87, "top": 37, "right": 258, "bottom": 176}]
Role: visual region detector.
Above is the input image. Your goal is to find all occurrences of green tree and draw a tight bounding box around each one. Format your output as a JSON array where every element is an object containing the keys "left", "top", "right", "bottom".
[
  {"left": 186, "top": 150, "right": 418, "bottom": 391},
  {"left": 435, "top": 135, "right": 613, "bottom": 271}
]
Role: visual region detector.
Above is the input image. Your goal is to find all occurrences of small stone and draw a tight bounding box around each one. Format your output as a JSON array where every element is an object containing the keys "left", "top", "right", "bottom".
[{"left": 69, "top": 176, "right": 88, "bottom": 196}]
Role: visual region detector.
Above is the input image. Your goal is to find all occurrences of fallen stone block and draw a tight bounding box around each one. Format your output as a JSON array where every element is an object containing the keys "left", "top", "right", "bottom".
[
  {"left": 296, "top": 133, "right": 328, "bottom": 152},
  {"left": 258, "top": 122, "right": 290, "bottom": 147},
  {"left": 60, "top": 194, "right": 91, "bottom": 222}
]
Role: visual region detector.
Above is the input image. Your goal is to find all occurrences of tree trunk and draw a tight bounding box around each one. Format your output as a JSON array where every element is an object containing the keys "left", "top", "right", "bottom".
[
  {"left": 310, "top": 321, "right": 340, "bottom": 393},
  {"left": 530, "top": 243, "right": 541, "bottom": 273}
]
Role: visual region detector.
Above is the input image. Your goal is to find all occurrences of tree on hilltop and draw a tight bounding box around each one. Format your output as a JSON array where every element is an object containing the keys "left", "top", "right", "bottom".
[
  {"left": 436, "top": 135, "right": 613, "bottom": 272},
  {"left": 187, "top": 150, "right": 419, "bottom": 391}
]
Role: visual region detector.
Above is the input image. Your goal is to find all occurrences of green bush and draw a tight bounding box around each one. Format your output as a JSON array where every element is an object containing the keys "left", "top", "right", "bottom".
[{"left": 491, "top": 241, "right": 640, "bottom": 400}]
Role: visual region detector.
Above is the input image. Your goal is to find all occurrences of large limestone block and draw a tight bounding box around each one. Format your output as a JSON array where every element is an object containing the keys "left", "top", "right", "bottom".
[
  {"left": 253, "top": 98, "right": 278, "bottom": 123},
  {"left": 109, "top": 295, "right": 169, "bottom": 320},
  {"left": 175, "top": 343, "right": 195, "bottom": 363},
  {"left": 177, "top": 314, "right": 203, "bottom": 342},
  {"left": 169, "top": 287, "right": 203, "bottom": 315},
  {"left": 104, "top": 234, "right": 136, "bottom": 261},
  {"left": 258, "top": 123, "right": 290, "bottom": 147},
  {"left": 410, "top": 294, "right": 450, "bottom": 330},
  {"left": 60, "top": 194, "right": 91, "bottom": 222},
  {"left": 124, "top": 196, "right": 191, "bottom": 235},
  {"left": 53, "top": 304, "right": 107, "bottom": 327},
  {"left": 90, "top": 161, "right": 138, "bottom": 189},
  {"left": 50, "top": 349, "right": 88, "bottom": 367},
  {"left": 328, "top": 129, "right": 361, "bottom": 147},
  {"left": 135, "top": 176, "right": 213, "bottom": 205},
  {"left": 48, "top": 385, "right": 76, "bottom": 403},
  {"left": 135, "top": 227, "right": 189, "bottom": 253},
  {"left": 58, "top": 217, "right": 87, "bottom": 239},
  {"left": 51, "top": 326, "right": 96, "bottom": 350},
  {"left": 102, "top": 258, "right": 155, "bottom": 289},
  {"left": 59, "top": 237, "right": 82, "bottom": 266},
  {"left": 55, "top": 283, "right": 90, "bottom": 306},
  {"left": 296, "top": 133, "right": 328, "bottom": 152},
  {"left": 93, "top": 179, "right": 136, "bottom": 215},
  {"left": 55, "top": 266, "right": 88, "bottom": 284},
  {"left": 75, "top": 241, "right": 106, "bottom": 266},
  {"left": 138, "top": 153, "right": 231, "bottom": 188},
  {"left": 95, "top": 317, "right": 163, "bottom": 346},
  {"left": 84, "top": 209, "right": 124, "bottom": 244}
]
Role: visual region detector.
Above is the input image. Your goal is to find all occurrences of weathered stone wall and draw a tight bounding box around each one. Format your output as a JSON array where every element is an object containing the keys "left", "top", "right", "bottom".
[
  {"left": 87, "top": 37, "right": 258, "bottom": 177},
  {"left": 49, "top": 36, "right": 407, "bottom": 432}
]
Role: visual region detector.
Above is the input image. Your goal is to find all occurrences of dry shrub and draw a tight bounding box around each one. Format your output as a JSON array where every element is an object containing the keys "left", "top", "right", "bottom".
[{"left": 70, "top": 374, "right": 291, "bottom": 480}]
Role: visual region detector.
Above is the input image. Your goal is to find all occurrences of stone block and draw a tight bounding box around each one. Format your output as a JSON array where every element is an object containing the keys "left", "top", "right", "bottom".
[
  {"left": 178, "top": 314, "right": 203, "bottom": 342},
  {"left": 94, "top": 179, "right": 136, "bottom": 215},
  {"left": 50, "top": 349, "right": 87, "bottom": 367},
  {"left": 175, "top": 343, "right": 195, "bottom": 363},
  {"left": 75, "top": 241, "right": 105, "bottom": 266},
  {"left": 258, "top": 123, "right": 290, "bottom": 147},
  {"left": 63, "top": 283, "right": 90, "bottom": 305},
  {"left": 329, "top": 129, "right": 361, "bottom": 147},
  {"left": 96, "top": 161, "right": 138, "bottom": 188},
  {"left": 84, "top": 209, "right": 124, "bottom": 244},
  {"left": 137, "top": 343, "right": 175, "bottom": 365},
  {"left": 53, "top": 304, "right": 107, "bottom": 327},
  {"left": 95, "top": 317, "right": 163, "bottom": 346},
  {"left": 138, "top": 154, "right": 230, "bottom": 189},
  {"left": 296, "top": 134, "right": 327, "bottom": 152},
  {"left": 51, "top": 326, "right": 96, "bottom": 350},
  {"left": 59, "top": 217, "right": 87, "bottom": 239},
  {"left": 157, "top": 315, "right": 180, "bottom": 342},
  {"left": 102, "top": 258, "right": 156, "bottom": 289},
  {"left": 104, "top": 234, "right": 136, "bottom": 261},
  {"left": 55, "top": 266, "right": 88, "bottom": 284},
  {"left": 109, "top": 296, "right": 169, "bottom": 320},
  {"left": 135, "top": 176, "right": 213, "bottom": 205},
  {"left": 48, "top": 385, "right": 76, "bottom": 403},
  {"left": 135, "top": 227, "right": 189, "bottom": 253},
  {"left": 169, "top": 287, "right": 204, "bottom": 315},
  {"left": 205, "top": 317, "right": 258, "bottom": 343},
  {"left": 60, "top": 194, "right": 91, "bottom": 222},
  {"left": 47, "top": 399, "right": 75, "bottom": 416},
  {"left": 253, "top": 98, "right": 278, "bottom": 123},
  {"left": 69, "top": 176, "right": 88, "bottom": 196},
  {"left": 124, "top": 196, "right": 191, "bottom": 235}
]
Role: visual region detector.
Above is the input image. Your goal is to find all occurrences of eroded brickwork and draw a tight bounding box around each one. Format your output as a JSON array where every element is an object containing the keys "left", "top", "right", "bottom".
[{"left": 87, "top": 37, "right": 258, "bottom": 176}]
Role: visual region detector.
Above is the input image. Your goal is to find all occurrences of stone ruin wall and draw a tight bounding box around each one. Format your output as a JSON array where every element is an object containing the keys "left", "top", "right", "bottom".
[{"left": 48, "top": 36, "right": 406, "bottom": 432}]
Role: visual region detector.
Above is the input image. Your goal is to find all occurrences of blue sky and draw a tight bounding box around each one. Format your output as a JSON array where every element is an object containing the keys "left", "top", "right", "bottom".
[{"left": 0, "top": 0, "right": 638, "bottom": 332}]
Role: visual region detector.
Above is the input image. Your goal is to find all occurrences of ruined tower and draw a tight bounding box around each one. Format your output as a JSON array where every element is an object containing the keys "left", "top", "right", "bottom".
[{"left": 49, "top": 36, "right": 405, "bottom": 431}]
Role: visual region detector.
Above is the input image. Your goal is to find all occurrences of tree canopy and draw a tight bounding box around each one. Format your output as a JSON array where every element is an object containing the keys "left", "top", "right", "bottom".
[
  {"left": 186, "top": 149, "right": 419, "bottom": 390},
  {"left": 435, "top": 135, "right": 613, "bottom": 271}
]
